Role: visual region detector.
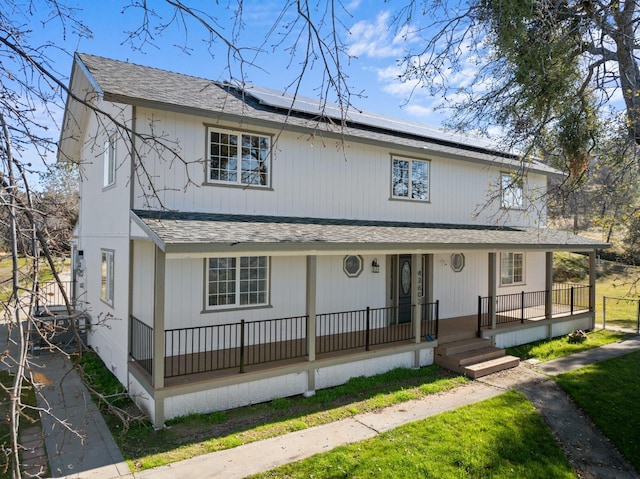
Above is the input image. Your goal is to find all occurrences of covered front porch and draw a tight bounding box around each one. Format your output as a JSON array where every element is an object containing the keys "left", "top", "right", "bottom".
[
  {"left": 128, "top": 280, "right": 593, "bottom": 387},
  {"left": 125, "top": 211, "right": 605, "bottom": 425}
]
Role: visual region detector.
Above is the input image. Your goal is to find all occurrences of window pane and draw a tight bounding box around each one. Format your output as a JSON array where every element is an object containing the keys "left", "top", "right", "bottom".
[
  {"left": 208, "top": 257, "right": 236, "bottom": 306},
  {"left": 501, "top": 252, "right": 524, "bottom": 285},
  {"left": 210, "top": 132, "right": 238, "bottom": 182},
  {"left": 411, "top": 160, "right": 429, "bottom": 200},
  {"left": 101, "top": 253, "right": 108, "bottom": 299},
  {"left": 240, "top": 134, "right": 269, "bottom": 185},
  {"left": 239, "top": 256, "right": 268, "bottom": 305},
  {"left": 103, "top": 138, "right": 116, "bottom": 187},
  {"left": 101, "top": 251, "right": 114, "bottom": 303},
  {"left": 501, "top": 174, "right": 523, "bottom": 209},
  {"left": 501, "top": 253, "right": 513, "bottom": 285},
  {"left": 392, "top": 159, "right": 409, "bottom": 197},
  {"left": 208, "top": 256, "right": 268, "bottom": 308},
  {"left": 513, "top": 253, "right": 524, "bottom": 283}
]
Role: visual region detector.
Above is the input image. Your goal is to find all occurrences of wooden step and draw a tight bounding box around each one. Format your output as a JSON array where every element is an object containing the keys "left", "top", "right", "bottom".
[
  {"left": 450, "top": 347, "right": 506, "bottom": 367},
  {"left": 435, "top": 337, "right": 492, "bottom": 357},
  {"left": 464, "top": 355, "right": 520, "bottom": 379},
  {"left": 437, "top": 329, "right": 477, "bottom": 344},
  {"left": 435, "top": 347, "right": 505, "bottom": 373}
]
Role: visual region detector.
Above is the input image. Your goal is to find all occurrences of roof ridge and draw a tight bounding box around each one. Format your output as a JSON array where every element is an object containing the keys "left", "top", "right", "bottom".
[{"left": 76, "top": 52, "right": 226, "bottom": 87}]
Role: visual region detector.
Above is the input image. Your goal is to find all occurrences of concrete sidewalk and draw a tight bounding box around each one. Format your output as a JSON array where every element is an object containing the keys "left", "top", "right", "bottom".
[
  {"left": 18, "top": 333, "right": 640, "bottom": 479},
  {"left": 32, "top": 353, "right": 130, "bottom": 478}
]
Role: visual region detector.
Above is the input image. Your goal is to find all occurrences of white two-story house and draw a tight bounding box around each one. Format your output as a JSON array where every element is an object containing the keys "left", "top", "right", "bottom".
[{"left": 58, "top": 53, "right": 606, "bottom": 427}]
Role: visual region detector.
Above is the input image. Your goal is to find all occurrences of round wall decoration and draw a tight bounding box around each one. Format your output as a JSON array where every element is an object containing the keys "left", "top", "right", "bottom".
[
  {"left": 343, "top": 255, "right": 363, "bottom": 278},
  {"left": 450, "top": 253, "right": 465, "bottom": 272}
]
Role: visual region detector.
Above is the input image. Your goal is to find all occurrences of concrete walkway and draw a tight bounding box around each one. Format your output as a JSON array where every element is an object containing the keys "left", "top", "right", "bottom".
[
  {"left": 32, "top": 353, "right": 130, "bottom": 478},
  {"left": 18, "top": 333, "right": 640, "bottom": 478}
]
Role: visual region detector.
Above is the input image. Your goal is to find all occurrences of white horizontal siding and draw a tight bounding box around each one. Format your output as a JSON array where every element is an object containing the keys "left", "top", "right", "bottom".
[
  {"left": 432, "top": 251, "right": 487, "bottom": 319},
  {"left": 163, "top": 256, "right": 307, "bottom": 329},
  {"left": 131, "top": 241, "right": 155, "bottom": 325},
  {"left": 130, "top": 108, "right": 547, "bottom": 227},
  {"left": 161, "top": 254, "right": 389, "bottom": 329}
]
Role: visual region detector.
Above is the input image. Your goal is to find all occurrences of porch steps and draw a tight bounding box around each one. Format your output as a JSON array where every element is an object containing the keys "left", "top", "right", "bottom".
[{"left": 434, "top": 337, "right": 520, "bottom": 379}]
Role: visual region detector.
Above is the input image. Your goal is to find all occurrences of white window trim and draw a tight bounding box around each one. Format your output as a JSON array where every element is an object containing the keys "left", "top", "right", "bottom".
[
  {"left": 500, "top": 172, "right": 524, "bottom": 210},
  {"left": 103, "top": 135, "right": 116, "bottom": 189},
  {"left": 206, "top": 127, "right": 271, "bottom": 187},
  {"left": 390, "top": 156, "right": 430, "bottom": 202},
  {"left": 101, "top": 249, "right": 115, "bottom": 306},
  {"left": 500, "top": 252, "right": 525, "bottom": 286},
  {"left": 205, "top": 256, "right": 270, "bottom": 310}
]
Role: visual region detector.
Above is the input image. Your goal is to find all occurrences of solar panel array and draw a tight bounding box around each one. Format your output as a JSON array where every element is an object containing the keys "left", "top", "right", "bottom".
[{"left": 240, "top": 82, "right": 502, "bottom": 153}]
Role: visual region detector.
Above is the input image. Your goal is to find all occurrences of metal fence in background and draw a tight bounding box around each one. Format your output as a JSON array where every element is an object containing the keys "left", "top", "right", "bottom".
[{"left": 602, "top": 296, "right": 640, "bottom": 333}]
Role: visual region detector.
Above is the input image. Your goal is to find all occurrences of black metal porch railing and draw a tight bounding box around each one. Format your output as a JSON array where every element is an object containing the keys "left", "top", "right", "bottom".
[
  {"left": 422, "top": 300, "right": 439, "bottom": 340},
  {"left": 316, "top": 305, "right": 417, "bottom": 354},
  {"left": 130, "top": 303, "right": 440, "bottom": 379},
  {"left": 164, "top": 315, "right": 308, "bottom": 377},
  {"left": 552, "top": 283, "right": 591, "bottom": 313},
  {"left": 129, "top": 315, "right": 153, "bottom": 376},
  {"left": 477, "top": 284, "right": 591, "bottom": 335}
]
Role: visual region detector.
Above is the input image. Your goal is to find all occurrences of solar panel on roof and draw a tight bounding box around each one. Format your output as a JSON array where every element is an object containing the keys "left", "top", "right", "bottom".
[{"left": 240, "top": 82, "right": 501, "bottom": 152}]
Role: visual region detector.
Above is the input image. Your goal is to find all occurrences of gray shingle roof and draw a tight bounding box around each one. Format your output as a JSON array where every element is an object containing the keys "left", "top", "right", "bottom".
[
  {"left": 131, "top": 210, "right": 607, "bottom": 254},
  {"left": 75, "top": 53, "right": 560, "bottom": 177}
]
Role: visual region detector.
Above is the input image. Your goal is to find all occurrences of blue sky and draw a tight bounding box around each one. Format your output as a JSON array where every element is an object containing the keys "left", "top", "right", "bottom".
[
  {"left": 31, "top": 1, "right": 450, "bottom": 139},
  {"left": 13, "top": 0, "right": 498, "bottom": 181}
]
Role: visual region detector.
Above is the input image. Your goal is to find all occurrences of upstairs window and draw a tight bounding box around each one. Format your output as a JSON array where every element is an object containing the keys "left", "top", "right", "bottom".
[
  {"left": 103, "top": 135, "right": 116, "bottom": 188},
  {"left": 500, "top": 252, "right": 524, "bottom": 286},
  {"left": 207, "top": 256, "right": 269, "bottom": 308},
  {"left": 208, "top": 128, "right": 270, "bottom": 186},
  {"left": 501, "top": 173, "right": 523, "bottom": 209},
  {"left": 391, "top": 156, "right": 429, "bottom": 201}
]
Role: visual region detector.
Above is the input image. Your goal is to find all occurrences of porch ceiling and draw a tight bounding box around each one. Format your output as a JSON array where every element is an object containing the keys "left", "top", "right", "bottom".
[{"left": 130, "top": 210, "right": 608, "bottom": 255}]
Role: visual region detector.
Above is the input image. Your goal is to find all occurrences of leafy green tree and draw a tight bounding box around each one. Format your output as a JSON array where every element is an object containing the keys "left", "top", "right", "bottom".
[{"left": 396, "top": 1, "right": 638, "bottom": 167}]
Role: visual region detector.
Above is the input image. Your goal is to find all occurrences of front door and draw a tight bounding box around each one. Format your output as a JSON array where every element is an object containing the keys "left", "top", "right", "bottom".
[{"left": 398, "top": 255, "right": 412, "bottom": 323}]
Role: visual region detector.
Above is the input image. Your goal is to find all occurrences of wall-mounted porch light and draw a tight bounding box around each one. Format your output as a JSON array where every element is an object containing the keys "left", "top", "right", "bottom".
[{"left": 371, "top": 258, "right": 380, "bottom": 273}]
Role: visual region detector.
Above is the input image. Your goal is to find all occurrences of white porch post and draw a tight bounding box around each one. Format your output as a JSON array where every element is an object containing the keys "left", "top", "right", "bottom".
[
  {"left": 152, "top": 246, "right": 166, "bottom": 426},
  {"left": 306, "top": 255, "right": 317, "bottom": 362},
  {"left": 305, "top": 255, "right": 317, "bottom": 396},
  {"left": 488, "top": 253, "right": 497, "bottom": 331},
  {"left": 412, "top": 254, "right": 422, "bottom": 343},
  {"left": 545, "top": 252, "right": 553, "bottom": 320},
  {"left": 589, "top": 250, "right": 596, "bottom": 329},
  {"left": 545, "top": 252, "right": 554, "bottom": 338}
]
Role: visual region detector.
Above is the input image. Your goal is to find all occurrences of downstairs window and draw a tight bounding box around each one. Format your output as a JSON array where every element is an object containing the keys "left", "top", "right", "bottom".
[{"left": 206, "top": 256, "right": 269, "bottom": 308}]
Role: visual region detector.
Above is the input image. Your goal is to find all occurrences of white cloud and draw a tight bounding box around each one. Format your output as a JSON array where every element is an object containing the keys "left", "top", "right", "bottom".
[{"left": 348, "top": 11, "right": 411, "bottom": 59}]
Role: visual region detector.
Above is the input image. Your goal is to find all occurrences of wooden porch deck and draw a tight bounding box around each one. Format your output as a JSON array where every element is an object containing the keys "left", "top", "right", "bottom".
[
  {"left": 130, "top": 305, "right": 591, "bottom": 389},
  {"left": 438, "top": 303, "right": 589, "bottom": 344}
]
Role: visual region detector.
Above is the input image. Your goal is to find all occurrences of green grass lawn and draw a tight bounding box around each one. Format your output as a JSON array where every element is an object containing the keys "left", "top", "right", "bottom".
[
  {"left": 249, "top": 391, "right": 575, "bottom": 479},
  {"left": 555, "top": 350, "right": 640, "bottom": 472},
  {"left": 79, "top": 352, "right": 468, "bottom": 471},
  {"left": 506, "top": 329, "right": 635, "bottom": 361},
  {"left": 87, "top": 327, "right": 637, "bottom": 473}
]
